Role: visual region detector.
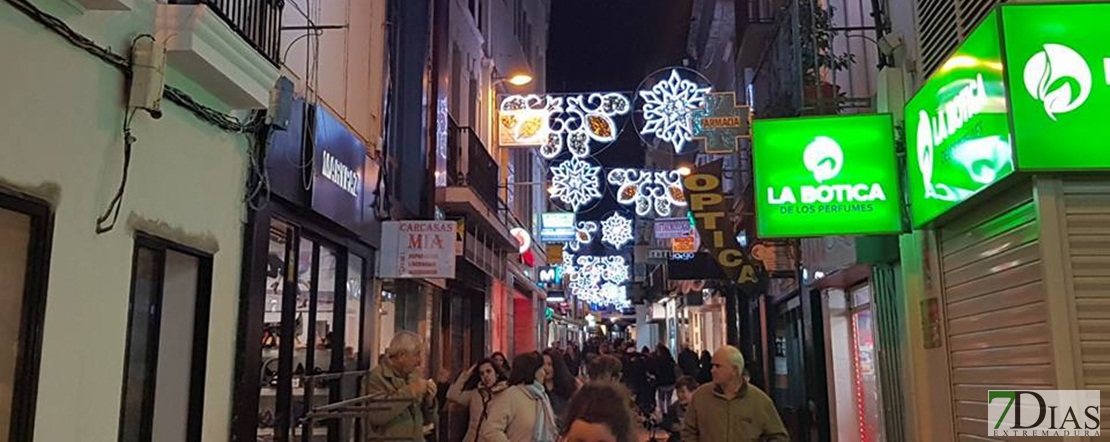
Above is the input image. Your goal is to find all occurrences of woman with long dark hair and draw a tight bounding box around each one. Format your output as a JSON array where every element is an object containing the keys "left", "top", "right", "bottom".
[
  {"left": 491, "top": 351, "right": 511, "bottom": 374},
  {"left": 446, "top": 358, "right": 509, "bottom": 442},
  {"left": 696, "top": 350, "right": 713, "bottom": 384},
  {"left": 543, "top": 348, "right": 580, "bottom": 422},
  {"left": 481, "top": 352, "right": 559, "bottom": 442},
  {"left": 561, "top": 382, "right": 641, "bottom": 442}
]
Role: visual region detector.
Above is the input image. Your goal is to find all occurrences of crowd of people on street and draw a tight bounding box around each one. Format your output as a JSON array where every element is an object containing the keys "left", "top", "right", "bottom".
[{"left": 365, "top": 331, "right": 789, "bottom": 441}]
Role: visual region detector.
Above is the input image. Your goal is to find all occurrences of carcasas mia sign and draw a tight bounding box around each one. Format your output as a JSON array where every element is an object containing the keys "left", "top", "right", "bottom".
[
  {"left": 682, "top": 160, "right": 762, "bottom": 287},
  {"left": 752, "top": 114, "right": 902, "bottom": 238},
  {"left": 988, "top": 390, "right": 1100, "bottom": 437}
]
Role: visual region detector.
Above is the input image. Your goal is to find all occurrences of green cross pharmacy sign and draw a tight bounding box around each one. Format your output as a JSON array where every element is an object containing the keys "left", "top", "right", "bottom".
[
  {"left": 753, "top": 114, "right": 902, "bottom": 238},
  {"left": 906, "top": 3, "right": 1110, "bottom": 227}
]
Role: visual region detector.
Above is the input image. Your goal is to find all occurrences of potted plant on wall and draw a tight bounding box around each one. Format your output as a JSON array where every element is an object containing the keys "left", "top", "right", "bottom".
[{"left": 796, "top": 0, "right": 855, "bottom": 114}]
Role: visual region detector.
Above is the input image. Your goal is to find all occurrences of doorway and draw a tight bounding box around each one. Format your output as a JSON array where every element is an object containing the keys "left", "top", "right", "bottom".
[
  {"left": 0, "top": 192, "right": 52, "bottom": 441},
  {"left": 118, "top": 235, "right": 214, "bottom": 442},
  {"left": 256, "top": 218, "right": 370, "bottom": 442}
]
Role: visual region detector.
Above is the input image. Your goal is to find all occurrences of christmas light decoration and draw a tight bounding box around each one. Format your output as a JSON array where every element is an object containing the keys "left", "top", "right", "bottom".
[
  {"left": 541, "top": 93, "right": 631, "bottom": 159},
  {"left": 496, "top": 93, "right": 629, "bottom": 159},
  {"left": 599, "top": 283, "right": 630, "bottom": 309},
  {"left": 561, "top": 249, "right": 577, "bottom": 277},
  {"left": 549, "top": 158, "right": 602, "bottom": 212},
  {"left": 638, "top": 69, "right": 712, "bottom": 153},
  {"left": 601, "top": 213, "right": 634, "bottom": 249},
  {"left": 569, "top": 221, "right": 597, "bottom": 251},
  {"left": 499, "top": 94, "right": 551, "bottom": 146},
  {"left": 567, "top": 255, "right": 630, "bottom": 307},
  {"left": 607, "top": 168, "right": 688, "bottom": 217}
]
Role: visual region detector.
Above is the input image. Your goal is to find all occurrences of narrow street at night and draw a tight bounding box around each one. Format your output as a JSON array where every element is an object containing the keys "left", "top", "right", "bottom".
[{"left": 1, "top": 0, "right": 1108, "bottom": 441}]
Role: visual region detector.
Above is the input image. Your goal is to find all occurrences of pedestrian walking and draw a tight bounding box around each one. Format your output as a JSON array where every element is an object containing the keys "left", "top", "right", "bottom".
[
  {"left": 446, "top": 358, "right": 509, "bottom": 442},
  {"left": 481, "top": 352, "right": 559, "bottom": 442},
  {"left": 681, "top": 346, "right": 788, "bottom": 441}
]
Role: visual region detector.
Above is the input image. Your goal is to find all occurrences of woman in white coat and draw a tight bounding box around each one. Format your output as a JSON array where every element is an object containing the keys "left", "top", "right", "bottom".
[
  {"left": 479, "top": 352, "right": 559, "bottom": 442},
  {"left": 446, "top": 358, "right": 509, "bottom": 442}
]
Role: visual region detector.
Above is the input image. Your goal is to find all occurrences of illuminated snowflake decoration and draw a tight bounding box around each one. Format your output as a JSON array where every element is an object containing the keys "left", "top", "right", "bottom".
[
  {"left": 638, "top": 69, "right": 712, "bottom": 153},
  {"left": 561, "top": 250, "right": 577, "bottom": 278},
  {"left": 550, "top": 158, "right": 602, "bottom": 212},
  {"left": 569, "top": 221, "right": 598, "bottom": 251},
  {"left": 540, "top": 93, "right": 631, "bottom": 159},
  {"left": 607, "top": 169, "right": 687, "bottom": 217},
  {"left": 569, "top": 255, "right": 630, "bottom": 307},
  {"left": 599, "top": 283, "right": 630, "bottom": 308},
  {"left": 601, "top": 213, "right": 634, "bottom": 249}
]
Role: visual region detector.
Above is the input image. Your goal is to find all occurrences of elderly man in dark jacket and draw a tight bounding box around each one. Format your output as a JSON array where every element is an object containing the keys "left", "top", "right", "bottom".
[
  {"left": 682, "top": 346, "right": 788, "bottom": 442},
  {"left": 365, "top": 331, "right": 438, "bottom": 441}
]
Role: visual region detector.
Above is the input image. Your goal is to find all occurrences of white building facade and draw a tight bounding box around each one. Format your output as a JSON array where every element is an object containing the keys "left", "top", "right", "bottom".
[{"left": 1, "top": 0, "right": 280, "bottom": 440}]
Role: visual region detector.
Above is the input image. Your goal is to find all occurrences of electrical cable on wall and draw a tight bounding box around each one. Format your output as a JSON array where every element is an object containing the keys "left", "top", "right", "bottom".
[
  {"left": 4, "top": 0, "right": 261, "bottom": 134},
  {"left": 95, "top": 108, "right": 138, "bottom": 234},
  {"left": 3, "top": 0, "right": 278, "bottom": 233}
]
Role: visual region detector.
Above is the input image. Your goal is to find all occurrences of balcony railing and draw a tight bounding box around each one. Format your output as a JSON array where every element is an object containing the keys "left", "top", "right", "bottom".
[
  {"left": 169, "top": 0, "right": 283, "bottom": 64},
  {"left": 446, "top": 117, "right": 501, "bottom": 212}
]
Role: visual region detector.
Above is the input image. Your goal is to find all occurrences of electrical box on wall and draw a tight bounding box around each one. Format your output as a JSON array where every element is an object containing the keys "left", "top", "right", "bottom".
[{"left": 128, "top": 37, "right": 166, "bottom": 118}]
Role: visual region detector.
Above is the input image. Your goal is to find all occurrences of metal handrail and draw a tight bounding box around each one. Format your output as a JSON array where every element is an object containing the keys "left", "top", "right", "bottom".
[
  {"left": 296, "top": 370, "right": 439, "bottom": 441},
  {"left": 168, "top": 0, "right": 283, "bottom": 65}
]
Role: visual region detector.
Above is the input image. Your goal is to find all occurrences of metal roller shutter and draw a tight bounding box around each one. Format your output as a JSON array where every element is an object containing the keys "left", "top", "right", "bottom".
[
  {"left": 914, "top": 0, "right": 1006, "bottom": 76},
  {"left": 938, "top": 186, "right": 1054, "bottom": 441},
  {"left": 873, "top": 264, "right": 908, "bottom": 442},
  {"left": 1061, "top": 179, "right": 1110, "bottom": 429}
]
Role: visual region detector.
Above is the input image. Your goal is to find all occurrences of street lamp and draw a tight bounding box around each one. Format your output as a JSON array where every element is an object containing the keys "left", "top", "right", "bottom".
[{"left": 494, "top": 73, "right": 534, "bottom": 87}]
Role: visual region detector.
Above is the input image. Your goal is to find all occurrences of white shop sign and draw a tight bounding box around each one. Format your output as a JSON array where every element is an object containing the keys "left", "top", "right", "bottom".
[{"left": 378, "top": 221, "right": 457, "bottom": 279}]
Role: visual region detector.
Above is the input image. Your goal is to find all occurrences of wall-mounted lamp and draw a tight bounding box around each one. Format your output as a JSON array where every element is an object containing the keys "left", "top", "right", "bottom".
[{"left": 494, "top": 73, "right": 534, "bottom": 87}]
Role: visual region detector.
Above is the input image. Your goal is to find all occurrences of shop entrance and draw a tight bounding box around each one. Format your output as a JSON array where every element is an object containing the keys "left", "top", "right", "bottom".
[
  {"left": 773, "top": 301, "right": 808, "bottom": 432},
  {"left": 771, "top": 290, "right": 829, "bottom": 442},
  {"left": 256, "top": 218, "right": 370, "bottom": 442}
]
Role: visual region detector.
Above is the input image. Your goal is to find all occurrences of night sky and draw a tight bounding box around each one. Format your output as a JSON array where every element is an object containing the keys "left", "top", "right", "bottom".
[{"left": 545, "top": 0, "right": 695, "bottom": 229}]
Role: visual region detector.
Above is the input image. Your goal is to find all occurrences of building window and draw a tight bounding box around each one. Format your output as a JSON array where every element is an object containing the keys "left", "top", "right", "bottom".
[
  {"left": 0, "top": 192, "right": 52, "bottom": 441},
  {"left": 119, "top": 235, "right": 213, "bottom": 442},
  {"left": 523, "top": 14, "right": 532, "bottom": 62},
  {"left": 470, "top": 0, "right": 482, "bottom": 32},
  {"left": 514, "top": 0, "right": 524, "bottom": 37}
]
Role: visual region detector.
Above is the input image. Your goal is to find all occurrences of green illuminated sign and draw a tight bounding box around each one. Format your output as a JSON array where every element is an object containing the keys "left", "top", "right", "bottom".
[
  {"left": 752, "top": 114, "right": 902, "bottom": 238},
  {"left": 1002, "top": 3, "right": 1110, "bottom": 170},
  {"left": 905, "top": 11, "right": 1013, "bottom": 227}
]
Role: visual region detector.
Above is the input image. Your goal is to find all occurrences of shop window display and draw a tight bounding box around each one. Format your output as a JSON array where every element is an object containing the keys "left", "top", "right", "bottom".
[{"left": 256, "top": 217, "right": 372, "bottom": 441}]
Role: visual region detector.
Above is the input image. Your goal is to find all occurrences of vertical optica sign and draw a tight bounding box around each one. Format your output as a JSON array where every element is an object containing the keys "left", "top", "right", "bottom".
[
  {"left": 904, "top": 11, "right": 1013, "bottom": 227},
  {"left": 752, "top": 114, "right": 902, "bottom": 238},
  {"left": 1001, "top": 3, "right": 1110, "bottom": 170}
]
